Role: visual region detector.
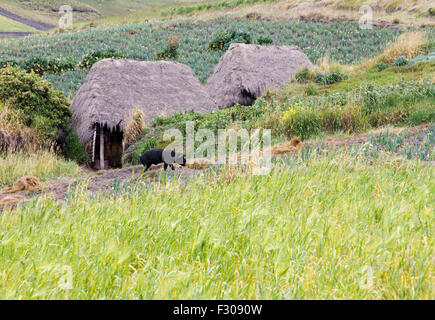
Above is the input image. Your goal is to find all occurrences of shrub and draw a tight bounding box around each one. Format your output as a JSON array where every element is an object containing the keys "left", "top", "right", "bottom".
[
  {"left": 19, "top": 56, "right": 77, "bottom": 75},
  {"left": 282, "top": 104, "right": 320, "bottom": 140},
  {"left": 63, "top": 131, "right": 88, "bottom": 165},
  {"left": 392, "top": 56, "right": 408, "bottom": 67},
  {"left": 256, "top": 35, "right": 273, "bottom": 45},
  {"left": 314, "top": 70, "right": 348, "bottom": 85},
  {"left": 128, "top": 137, "right": 158, "bottom": 165},
  {"left": 409, "top": 51, "right": 435, "bottom": 65},
  {"left": 0, "top": 59, "right": 19, "bottom": 69},
  {"left": 209, "top": 29, "right": 253, "bottom": 51},
  {"left": 79, "top": 50, "right": 123, "bottom": 70},
  {"left": 408, "top": 106, "right": 435, "bottom": 125},
  {"left": 295, "top": 67, "right": 314, "bottom": 83},
  {"left": 304, "top": 83, "right": 319, "bottom": 96},
  {"left": 361, "top": 32, "right": 428, "bottom": 70},
  {"left": 428, "top": 8, "right": 435, "bottom": 16},
  {"left": 156, "top": 36, "right": 180, "bottom": 60},
  {"left": 0, "top": 102, "right": 36, "bottom": 152},
  {"left": 0, "top": 67, "right": 71, "bottom": 143},
  {"left": 377, "top": 62, "right": 389, "bottom": 71}
]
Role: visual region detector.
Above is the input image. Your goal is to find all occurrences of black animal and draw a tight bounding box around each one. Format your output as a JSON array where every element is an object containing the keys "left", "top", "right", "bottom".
[{"left": 140, "top": 148, "right": 186, "bottom": 171}]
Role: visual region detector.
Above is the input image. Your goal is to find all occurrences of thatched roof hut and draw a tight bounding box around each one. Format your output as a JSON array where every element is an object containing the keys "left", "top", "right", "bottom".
[
  {"left": 72, "top": 59, "right": 216, "bottom": 143},
  {"left": 206, "top": 44, "right": 313, "bottom": 109},
  {"left": 71, "top": 59, "right": 216, "bottom": 169}
]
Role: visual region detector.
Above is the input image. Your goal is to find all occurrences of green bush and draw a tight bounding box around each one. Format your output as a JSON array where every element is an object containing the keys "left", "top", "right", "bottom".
[
  {"left": 256, "top": 35, "right": 273, "bottom": 45},
  {"left": 376, "top": 62, "right": 389, "bottom": 71},
  {"left": 408, "top": 106, "right": 435, "bottom": 125},
  {"left": 0, "top": 59, "right": 19, "bottom": 69},
  {"left": 1, "top": 56, "right": 77, "bottom": 75},
  {"left": 315, "top": 70, "right": 348, "bottom": 85},
  {"left": 63, "top": 131, "right": 88, "bottom": 165},
  {"left": 0, "top": 66, "right": 71, "bottom": 141},
  {"left": 304, "top": 83, "right": 319, "bottom": 96},
  {"left": 155, "top": 36, "right": 180, "bottom": 60},
  {"left": 79, "top": 50, "right": 123, "bottom": 70},
  {"left": 295, "top": 67, "right": 314, "bottom": 83},
  {"left": 130, "top": 137, "right": 158, "bottom": 165},
  {"left": 282, "top": 107, "right": 321, "bottom": 140},
  {"left": 209, "top": 29, "right": 253, "bottom": 51},
  {"left": 392, "top": 56, "right": 408, "bottom": 67},
  {"left": 19, "top": 56, "right": 77, "bottom": 75}
]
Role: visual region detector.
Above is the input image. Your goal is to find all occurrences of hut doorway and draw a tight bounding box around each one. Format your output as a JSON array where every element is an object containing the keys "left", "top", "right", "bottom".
[{"left": 92, "top": 124, "right": 123, "bottom": 170}]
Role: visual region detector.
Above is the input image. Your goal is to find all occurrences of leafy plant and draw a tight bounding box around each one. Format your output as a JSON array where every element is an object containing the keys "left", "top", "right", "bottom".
[
  {"left": 79, "top": 49, "right": 123, "bottom": 70},
  {"left": 256, "top": 35, "right": 273, "bottom": 45},
  {"left": 376, "top": 62, "right": 388, "bottom": 71},
  {"left": 209, "top": 28, "right": 253, "bottom": 51},
  {"left": 392, "top": 56, "right": 408, "bottom": 67},
  {"left": 63, "top": 131, "right": 89, "bottom": 165},
  {"left": 304, "top": 83, "right": 319, "bottom": 96},
  {"left": 156, "top": 35, "right": 180, "bottom": 60},
  {"left": 295, "top": 67, "right": 314, "bottom": 83},
  {"left": 0, "top": 66, "right": 71, "bottom": 142},
  {"left": 315, "top": 70, "right": 348, "bottom": 85}
]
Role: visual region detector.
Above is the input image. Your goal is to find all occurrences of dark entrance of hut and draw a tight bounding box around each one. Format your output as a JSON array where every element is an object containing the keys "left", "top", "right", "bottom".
[{"left": 92, "top": 124, "right": 123, "bottom": 170}]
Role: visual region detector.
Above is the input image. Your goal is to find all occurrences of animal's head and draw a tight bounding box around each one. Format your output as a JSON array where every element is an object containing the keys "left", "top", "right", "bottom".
[
  {"left": 175, "top": 152, "right": 186, "bottom": 166},
  {"left": 165, "top": 149, "right": 186, "bottom": 166}
]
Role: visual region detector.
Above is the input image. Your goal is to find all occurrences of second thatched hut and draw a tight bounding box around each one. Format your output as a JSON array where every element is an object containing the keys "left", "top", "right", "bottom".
[
  {"left": 71, "top": 59, "right": 216, "bottom": 169},
  {"left": 206, "top": 44, "right": 313, "bottom": 109}
]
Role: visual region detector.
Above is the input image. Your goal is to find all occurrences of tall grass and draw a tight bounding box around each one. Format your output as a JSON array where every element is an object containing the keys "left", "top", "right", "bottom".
[
  {"left": 0, "top": 151, "right": 82, "bottom": 187},
  {"left": 0, "top": 154, "right": 433, "bottom": 299},
  {"left": 361, "top": 32, "right": 430, "bottom": 70}
]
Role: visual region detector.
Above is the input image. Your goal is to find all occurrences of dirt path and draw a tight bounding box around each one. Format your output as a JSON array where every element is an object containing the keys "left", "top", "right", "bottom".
[
  {"left": 43, "top": 164, "right": 200, "bottom": 201},
  {"left": 0, "top": 165, "right": 199, "bottom": 210},
  {"left": 0, "top": 7, "right": 54, "bottom": 32}
]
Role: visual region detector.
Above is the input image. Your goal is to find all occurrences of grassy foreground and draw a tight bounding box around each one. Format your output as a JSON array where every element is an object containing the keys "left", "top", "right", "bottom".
[{"left": 0, "top": 154, "right": 433, "bottom": 299}]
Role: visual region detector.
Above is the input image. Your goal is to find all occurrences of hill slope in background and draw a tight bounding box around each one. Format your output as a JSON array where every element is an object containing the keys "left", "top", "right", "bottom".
[
  {"left": 0, "top": 0, "right": 434, "bottom": 29},
  {"left": 0, "top": 0, "right": 216, "bottom": 26}
]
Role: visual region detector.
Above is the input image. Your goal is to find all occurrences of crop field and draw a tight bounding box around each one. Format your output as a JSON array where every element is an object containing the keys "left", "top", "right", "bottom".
[
  {"left": 0, "top": 141, "right": 433, "bottom": 299},
  {"left": 0, "top": 0, "right": 434, "bottom": 301},
  {"left": 0, "top": 18, "right": 419, "bottom": 98}
]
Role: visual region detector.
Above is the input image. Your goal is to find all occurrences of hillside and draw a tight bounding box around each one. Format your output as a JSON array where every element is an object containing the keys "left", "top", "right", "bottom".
[
  {"left": 0, "top": 0, "right": 220, "bottom": 26},
  {"left": 0, "top": 0, "right": 434, "bottom": 29},
  {"left": 0, "top": 0, "right": 434, "bottom": 301},
  {"left": 3, "top": 17, "right": 432, "bottom": 98}
]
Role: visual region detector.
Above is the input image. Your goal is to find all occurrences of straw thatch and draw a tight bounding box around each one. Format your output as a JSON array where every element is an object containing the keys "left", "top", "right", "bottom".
[
  {"left": 206, "top": 44, "right": 313, "bottom": 109},
  {"left": 71, "top": 59, "right": 217, "bottom": 143},
  {"left": 0, "top": 176, "right": 42, "bottom": 195}
]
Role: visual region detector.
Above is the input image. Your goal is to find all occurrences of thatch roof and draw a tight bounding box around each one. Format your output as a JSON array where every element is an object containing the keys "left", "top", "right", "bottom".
[
  {"left": 206, "top": 44, "right": 313, "bottom": 109},
  {"left": 71, "top": 59, "right": 216, "bottom": 143}
]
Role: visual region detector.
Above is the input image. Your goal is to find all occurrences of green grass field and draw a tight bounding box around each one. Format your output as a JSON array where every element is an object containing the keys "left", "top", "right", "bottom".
[
  {"left": 0, "top": 151, "right": 433, "bottom": 299},
  {"left": 0, "top": 14, "right": 35, "bottom": 32}
]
